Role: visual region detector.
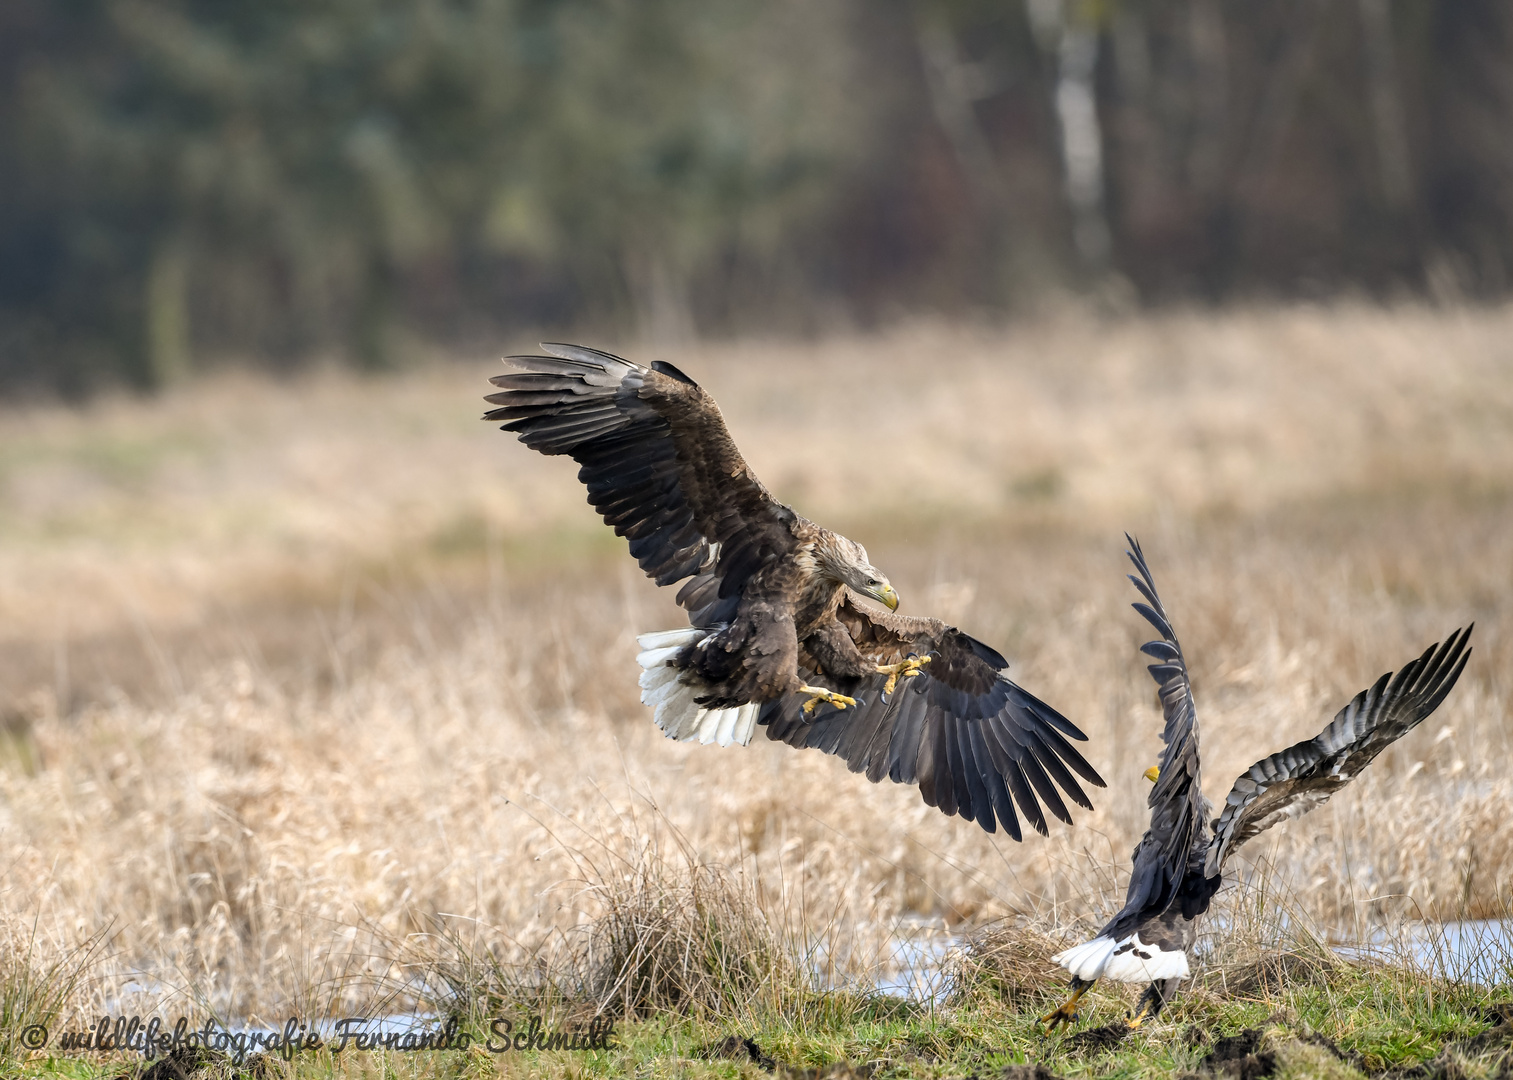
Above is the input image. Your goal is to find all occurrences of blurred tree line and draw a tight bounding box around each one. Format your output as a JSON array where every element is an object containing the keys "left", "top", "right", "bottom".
[{"left": 3, "top": 0, "right": 1512, "bottom": 395}]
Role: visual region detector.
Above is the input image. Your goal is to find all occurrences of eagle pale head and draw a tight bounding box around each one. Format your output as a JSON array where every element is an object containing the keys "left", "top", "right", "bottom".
[{"left": 816, "top": 533, "right": 898, "bottom": 611}]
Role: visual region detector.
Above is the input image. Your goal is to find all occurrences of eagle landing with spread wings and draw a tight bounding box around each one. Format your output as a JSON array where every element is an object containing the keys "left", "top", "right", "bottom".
[{"left": 484, "top": 343, "right": 1105, "bottom": 839}]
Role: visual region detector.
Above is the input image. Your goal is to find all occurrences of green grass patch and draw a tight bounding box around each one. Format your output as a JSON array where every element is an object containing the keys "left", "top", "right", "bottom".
[{"left": 6, "top": 961, "right": 1509, "bottom": 1079}]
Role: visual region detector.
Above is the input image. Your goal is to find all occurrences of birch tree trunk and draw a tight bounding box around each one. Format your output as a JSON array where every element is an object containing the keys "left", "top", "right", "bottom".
[{"left": 1029, "top": 0, "right": 1110, "bottom": 271}]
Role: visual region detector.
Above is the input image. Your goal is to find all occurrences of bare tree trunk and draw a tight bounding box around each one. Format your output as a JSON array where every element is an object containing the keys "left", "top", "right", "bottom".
[
  {"left": 1358, "top": 0, "right": 1413, "bottom": 208},
  {"left": 1111, "top": 6, "right": 1163, "bottom": 210},
  {"left": 1234, "top": 0, "right": 1329, "bottom": 210},
  {"left": 917, "top": 21, "right": 1000, "bottom": 204},
  {"left": 1029, "top": 0, "right": 1111, "bottom": 271},
  {"left": 914, "top": 16, "right": 1021, "bottom": 297},
  {"left": 1058, "top": 25, "right": 1111, "bottom": 268},
  {"left": 1187, "top": 0, "right": 1229, "bottom": 199}
]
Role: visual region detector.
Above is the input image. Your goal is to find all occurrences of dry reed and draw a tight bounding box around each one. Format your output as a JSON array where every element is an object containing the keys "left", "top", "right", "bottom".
[{"left": 1, "top": 303, "right": 1511, "bottom": 1027}]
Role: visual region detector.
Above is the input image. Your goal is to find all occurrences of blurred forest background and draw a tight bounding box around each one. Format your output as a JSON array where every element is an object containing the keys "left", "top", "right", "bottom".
[{"left": 4, "top": 0, "right": 1513, "bottom": 396}]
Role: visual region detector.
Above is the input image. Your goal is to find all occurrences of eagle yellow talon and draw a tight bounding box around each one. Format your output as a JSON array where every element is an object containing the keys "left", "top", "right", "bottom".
[
  {"left": 1126, "top": 1000, "right": 1161, "bottom": 1030},
  {"left": 799, "top": 685, "right": 858, "bottom": 717},
  {"left": 1039, "top": 984, "right": 1089, "bottom": 1032},
  {"left": 877, "top": 655, "right": 931, "bottom": 696}
]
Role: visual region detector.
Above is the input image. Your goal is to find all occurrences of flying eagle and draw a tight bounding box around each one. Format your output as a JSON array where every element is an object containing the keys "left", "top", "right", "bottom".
[
  {"left": 484, "top": 343, "right": 1105, "bottom": 839},
  {"left": 1042, "top": 538, "right": 1472, "bottom": 1029}
]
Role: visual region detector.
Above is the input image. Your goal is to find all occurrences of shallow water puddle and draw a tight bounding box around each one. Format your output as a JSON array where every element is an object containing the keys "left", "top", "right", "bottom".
[
  {"left": 870, "top": 933, "right": 959, "bottom": 1001},
  {"left": 1341, "top": 919, "right": 1513, "bottom": 985},
  {"left": 861, "top": 919, "right": 1513, "bottom": 1003}
]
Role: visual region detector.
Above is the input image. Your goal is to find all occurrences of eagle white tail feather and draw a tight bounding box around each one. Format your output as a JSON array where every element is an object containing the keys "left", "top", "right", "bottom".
[
  {"left": 1101, "top": 934, "right": 1190, "bottom": 982},
  {"left": 636, "top": 645, "right": 685, "bottom": 669},
  {"left": 1052, "top": 933, "right": 1189, "bottom": 983},
  {"left": 636, "top": 628, "right": 759, "bottom": 747},
  {"left": 636, "top": 628, "right": 705, "bottom": 650},
  {"left": 1051, "top": 937, "right": 1118, "bottom": 982}
]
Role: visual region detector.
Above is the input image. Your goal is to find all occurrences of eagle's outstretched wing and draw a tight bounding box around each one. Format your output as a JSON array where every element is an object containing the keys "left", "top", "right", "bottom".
[
  {"left": 1095, "top": 535, "right": 1210, "bottom": 937},
  {"left": 1205, "top": 625, "right": 1472, "bottom": 876},
  {"left": 1096, "top": 537, "right": 1213, "bottom": 942},
  {"left": 484, "top": 344, "right": 796, "bottom": 626},
  {"left": 758, "top": 597, "right": 1105, "bottom": 839}
]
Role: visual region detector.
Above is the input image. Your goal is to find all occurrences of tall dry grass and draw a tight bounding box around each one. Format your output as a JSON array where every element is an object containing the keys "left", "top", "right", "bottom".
[{"left": 1, "top": 303, "right": 1511, "bottom": 1024}]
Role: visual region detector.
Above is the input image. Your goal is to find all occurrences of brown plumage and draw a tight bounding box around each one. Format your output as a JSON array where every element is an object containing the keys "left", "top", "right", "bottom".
[{"left": 484, "top": 344, "right": 1105, "bottom": 838}]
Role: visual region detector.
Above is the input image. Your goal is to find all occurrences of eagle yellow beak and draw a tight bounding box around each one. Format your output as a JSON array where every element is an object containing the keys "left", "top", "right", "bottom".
[
  {"left": 870, "top": 584, "right": 900, "bottom": 611},
  {"left": 1144, "top": 766, "right": 1160, "bottom": 783}
]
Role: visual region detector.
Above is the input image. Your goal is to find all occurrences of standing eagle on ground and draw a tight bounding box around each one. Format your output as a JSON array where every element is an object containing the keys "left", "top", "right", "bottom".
[
  {"left": 1042, "top": 537, "right": 1472, "bottom": 1030},
  {"left": 483, "top": 343, "right": 1105, "bottom": 839}
]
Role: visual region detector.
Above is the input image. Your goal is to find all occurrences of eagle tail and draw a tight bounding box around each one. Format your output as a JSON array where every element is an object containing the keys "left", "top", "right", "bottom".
[
  {"left": 1051, "top": 936, "right": 1119, "bottom": 982},
  {"left": 636, "top": 628, "right": 759, "bottom": 747},
  {"left": 1099, "top": 932, "right": 1190, "bottom": 982},
  {"left": 1052, "top": 932, "right": 1190, "bottom": 984}
]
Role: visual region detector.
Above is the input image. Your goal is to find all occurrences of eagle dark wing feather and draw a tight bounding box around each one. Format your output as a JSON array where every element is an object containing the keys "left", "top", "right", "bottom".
[
  {"left": 1205, "top": 624, "right": 1473, "bottom": 876},
  {"left": 484, "top": 344, "right": 796, "bottom": 625},
  {"left": 1097, "top": 537, "right": 1213, "bottom": 943},
  {"left": 883, "top": 686, "right": 929, "bottom": 784},
  {"left": 757, "top": 598, "right": 1105, "bottom": 839},
  {"left": 1014, "top": 736, "right": 1073, "bottom": 825},
  {"left": 973, "top": 722, "right": 1025, "bottom": 841}
]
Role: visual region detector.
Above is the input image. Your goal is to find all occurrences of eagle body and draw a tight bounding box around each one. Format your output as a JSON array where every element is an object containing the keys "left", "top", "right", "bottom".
[
  {"left": 1055, "top": 809, "right": 1219, "bottom": 992},
  {"left": 486, "top": 344, "right": 1106, "bottom": 838},
  {"left": 1044, "top": 539, "right": 1471, "bottom": 1030},
  {"left": 664, "top": 521, "right": 881, "bottom": 709}
]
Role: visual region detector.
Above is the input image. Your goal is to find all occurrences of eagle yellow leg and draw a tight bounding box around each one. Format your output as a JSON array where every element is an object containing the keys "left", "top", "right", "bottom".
[
  {"left": 1039, "top": 982, "right": 1091, "bottom": 1031},
  {"left": 799, "top": 685, "right": 858, "bottom": 717},
  {"left": 877, "top": 655, "right": 931, "bottom": 695},
  {"left": 1125, "top": 982, "right": 1166, "bottom": 1029}
]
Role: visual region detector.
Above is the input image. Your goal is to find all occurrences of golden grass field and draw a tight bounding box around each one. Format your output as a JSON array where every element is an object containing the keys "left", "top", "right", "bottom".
[{"left": 2, "top": 304, "right": 1512, "bottom": 1036}]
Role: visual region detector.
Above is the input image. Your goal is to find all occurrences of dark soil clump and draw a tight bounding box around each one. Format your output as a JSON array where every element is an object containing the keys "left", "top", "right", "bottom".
[
  {"left": 138, "top": 1045, "right": 269, "bottom": 1080},
  {"left": 1382, "top": 1012, "right": 1513, "bottom": 1079},
  {"left": 1201, "top": 1029, "right": 1277, "bottom": 1080},
  {"left": 997, "top": 1065, "right": 1064, "bottom": 1080},
  {"left": 1484, "top": 1004, "right": 1513, "bottom": 1028},
  {"left": 1064, "top": 1024, "right": 1130, "bottom": 1054},
  {"left": 1298, "top": 1030, "right": 1354, "bottom": 1063},
  {"left": 1458, "top": 1015, "right": 1513, "bottom": 1056},
  {"left": 703, "top": 1035, "right": 777, "bottom": 1070}
]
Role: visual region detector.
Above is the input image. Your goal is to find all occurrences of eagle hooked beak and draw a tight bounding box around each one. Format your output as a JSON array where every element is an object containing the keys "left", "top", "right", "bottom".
[
  {"left": 1143, "top": 766, "right": 1160, "bottom": 783},
  {"left": 869, "top": 583, "right": 900, "bottom": 611}
]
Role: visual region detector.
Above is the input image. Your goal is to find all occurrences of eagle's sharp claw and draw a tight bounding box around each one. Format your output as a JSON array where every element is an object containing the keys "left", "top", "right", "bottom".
[
  {"left": 877, "top": 654, "right": 931, "bottom": 696},
  {"left": 1125, "top": 986, "right": 1162, "bottom": 1029},
  {"left": 1038, "top": 1002, "right": 1079, "bottom": 1032},
  {"left": 1039, "top": 983, "right": 1090, "bottom": 1033},
  {"left": 799, "top": 685, "right": 858, "bottom": 717}
]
